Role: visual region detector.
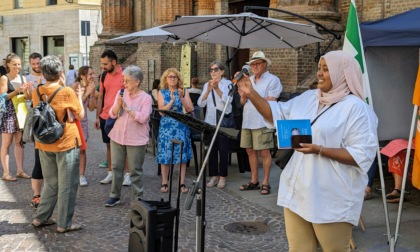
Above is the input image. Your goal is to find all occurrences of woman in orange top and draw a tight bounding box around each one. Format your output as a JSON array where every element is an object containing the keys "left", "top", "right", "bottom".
[{"left": 31, "top": 55, "right": 85, "bottom": 233}]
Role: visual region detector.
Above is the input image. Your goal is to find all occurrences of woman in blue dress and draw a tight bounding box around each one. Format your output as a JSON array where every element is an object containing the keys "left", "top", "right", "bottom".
[{"left": 157, "top": 68, "right": 193, "bottom": 193}]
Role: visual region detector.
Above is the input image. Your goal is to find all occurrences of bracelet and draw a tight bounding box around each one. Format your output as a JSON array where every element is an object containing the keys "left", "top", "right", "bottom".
[{"left": 318, "top": 145, "right": 323, "bottom": 156}]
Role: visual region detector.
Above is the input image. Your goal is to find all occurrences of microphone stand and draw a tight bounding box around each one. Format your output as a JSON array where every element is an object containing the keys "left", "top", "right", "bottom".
[{"left": 184, "top": 83, "right": 237, "bottom": 252}]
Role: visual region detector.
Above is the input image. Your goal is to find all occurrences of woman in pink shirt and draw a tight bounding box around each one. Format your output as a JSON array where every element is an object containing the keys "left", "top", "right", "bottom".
[{"left": 104, "top": 65, "right": 153, "bottom": 207}]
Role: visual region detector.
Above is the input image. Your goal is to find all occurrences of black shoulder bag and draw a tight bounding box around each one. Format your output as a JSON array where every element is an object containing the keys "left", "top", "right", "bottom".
[{"left": 211, "top": 89, "right": 234, "bottom": 128}]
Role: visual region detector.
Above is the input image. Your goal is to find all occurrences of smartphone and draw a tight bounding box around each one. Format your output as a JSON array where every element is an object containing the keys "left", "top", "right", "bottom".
[
  {"left": 118, "top": 89, "right": 125, "bottom": 117},
  {"left": 291, "top": 135, "right": 312, "bottom": 148}
]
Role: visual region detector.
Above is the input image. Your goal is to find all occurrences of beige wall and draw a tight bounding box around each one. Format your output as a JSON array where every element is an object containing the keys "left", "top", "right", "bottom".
[
  {"left": 0, "top": 0, "right": 100, "bottom": 12},
  {"left": 0, "top": 1, "right": 101, "bottom": 71}
]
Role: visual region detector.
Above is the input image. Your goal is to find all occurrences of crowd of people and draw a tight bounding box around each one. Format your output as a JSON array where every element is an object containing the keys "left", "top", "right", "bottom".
[{"left": 0, "top": 48, "right": 396, "bottom": 250}]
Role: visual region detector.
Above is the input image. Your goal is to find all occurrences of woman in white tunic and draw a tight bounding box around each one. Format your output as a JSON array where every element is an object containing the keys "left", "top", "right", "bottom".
[{"left": 237, "top": 50, "right": 378, "bottom": 251}]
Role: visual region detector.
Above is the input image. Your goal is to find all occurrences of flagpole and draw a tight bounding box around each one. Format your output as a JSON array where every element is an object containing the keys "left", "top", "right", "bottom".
[{"left": 393, "top": 107, "right": 417, "bottom": 248}]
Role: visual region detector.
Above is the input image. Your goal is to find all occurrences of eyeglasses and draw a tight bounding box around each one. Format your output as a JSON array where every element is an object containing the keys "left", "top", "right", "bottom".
[
  {"left": 209, "top": 67, "right": 219, "bottom": 73},
  {"left": 250, "top": 61, "right": 265, "bottom": 67},
  {"left": 167, "top": 75, "right": 178, "bottom": 79},
  {"left": 123, "top": 79, "right": 133, "bottom": 84}
]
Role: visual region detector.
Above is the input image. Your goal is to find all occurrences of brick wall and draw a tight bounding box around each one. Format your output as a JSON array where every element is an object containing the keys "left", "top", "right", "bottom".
[
  {"left": 101, "top": 0, "right": 134, "bottom": 36},
  {"left": 154, "top": 0, "right": 192, "bottom": 24},
  {"left": 89, "top": 43, "right": 138, "bottom": 87},
  {"left": 91, "top": 0, "right": 420, "bottom": 92}
]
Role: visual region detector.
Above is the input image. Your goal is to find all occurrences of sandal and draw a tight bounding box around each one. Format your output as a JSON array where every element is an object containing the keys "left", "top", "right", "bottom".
[
  {"left": 364, "top": 191, "right": 373, "bottom": 201},
  {"left": 260, "top": 184, "right": 271, "bottom": 195},
  {"left": 32, "top": 218, "right": 56, "bottom": 227},
  {"left": 2, "top": 173, "right": 17, "bottom": 182},
  {"left": 160, "top": 184, "right": 168, "bottom": 193},
  {"left": 217, "top": 179, "right": 226, "bottom": 189},
  {"left": 16, "top": 171, "right": 31, "bottom": 179},
  {"left": 386, "top": 189, "right": 404, "bottom": 203},
  {"left": 31, "top": 195, "right": 41, "bottom": 209},
  {"left": 57, "top": 224, "right": 82, "bottom": 233},
  {"left": 180, "top": 184, "right": 189, "bottom": 193},
  {"left": 206, "top": 177, "right": 219, "bottom": 188},
  {"left": 240, "top": 181, "right": 260, "bottom": 191}
]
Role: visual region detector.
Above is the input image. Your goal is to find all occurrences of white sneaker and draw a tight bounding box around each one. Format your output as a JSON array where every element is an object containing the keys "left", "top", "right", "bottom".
[
  {"left": 100, "top": 172, "right": 113, "bottom": 184},
  {"left": 122, "top": 173, "right": 131, "bottom": 186},
  {"left": 79, "top": 175, "right": 88, "bottom": 187}
]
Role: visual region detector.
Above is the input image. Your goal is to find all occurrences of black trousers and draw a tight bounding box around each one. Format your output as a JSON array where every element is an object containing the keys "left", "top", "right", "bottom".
[
  {"left": 208, "top": 134, "right": 230, "bottom": 177},
  {"left": 31, "top": 149, "right": 43, "bottom": 179}
]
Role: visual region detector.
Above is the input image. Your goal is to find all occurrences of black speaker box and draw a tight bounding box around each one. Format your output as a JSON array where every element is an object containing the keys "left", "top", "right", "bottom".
[{"left": 129, "top": 200, "right": 176, "bottom": 252}]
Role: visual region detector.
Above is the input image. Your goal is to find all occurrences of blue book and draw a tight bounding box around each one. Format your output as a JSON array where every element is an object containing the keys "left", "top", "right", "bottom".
[{"left": 276, "top": 119, "right": 312, "bottom": 149}]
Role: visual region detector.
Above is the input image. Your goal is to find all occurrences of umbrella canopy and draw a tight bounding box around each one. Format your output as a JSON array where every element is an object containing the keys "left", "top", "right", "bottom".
[
  {"left": 108, "top": 25, "right": 184, "bottom": 44},
  {"left": 162, "top": 12, "right": 324, "bottom": 49}
]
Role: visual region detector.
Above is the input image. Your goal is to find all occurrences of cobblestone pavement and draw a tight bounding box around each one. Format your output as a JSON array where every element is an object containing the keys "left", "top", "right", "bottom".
[
  {"left": 0, "top": 119, "right": 288, "bottom": 252},
  {"left": 3, "top": 112, "right": 420, "bottom": 252}
]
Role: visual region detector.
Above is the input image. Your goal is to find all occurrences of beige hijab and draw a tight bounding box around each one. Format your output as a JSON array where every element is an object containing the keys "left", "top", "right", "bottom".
[{"left": 317, "top": 50, "right": 364, "bottom": 105}]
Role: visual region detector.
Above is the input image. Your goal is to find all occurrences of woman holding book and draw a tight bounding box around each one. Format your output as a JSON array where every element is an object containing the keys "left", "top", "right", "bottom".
[{"left": 237, "top": 50, "right": 378, "bottom": 251}]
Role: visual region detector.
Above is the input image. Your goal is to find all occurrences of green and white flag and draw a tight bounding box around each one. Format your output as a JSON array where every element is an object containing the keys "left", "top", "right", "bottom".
[{"left": 343, "top": 0, "right": 372, "bottom": 104}]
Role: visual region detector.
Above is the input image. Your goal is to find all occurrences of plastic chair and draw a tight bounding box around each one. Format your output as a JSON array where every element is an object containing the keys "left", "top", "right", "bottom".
[{"left": 189, "top": 93, "right": 201, "bottom": 106}]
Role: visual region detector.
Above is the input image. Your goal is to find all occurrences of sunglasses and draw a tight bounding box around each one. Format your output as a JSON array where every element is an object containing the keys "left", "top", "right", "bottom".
[
  {"left": 209, "top": 67, "right": 219, "bottom": 73},
  {"left": 167, "top": 75, "right": 178, "bottom": 79}
]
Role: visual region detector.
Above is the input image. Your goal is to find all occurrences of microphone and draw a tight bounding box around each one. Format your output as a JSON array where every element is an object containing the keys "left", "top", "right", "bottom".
[{"left": 232, "top": 65, "right": 251, "bottom": 84}]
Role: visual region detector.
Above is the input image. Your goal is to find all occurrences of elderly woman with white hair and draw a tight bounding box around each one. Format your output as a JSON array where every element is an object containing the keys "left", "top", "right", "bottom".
[
  {"left": 237, "top": 50, "right": 378, "bottom": 251},
  {"left": 104, "top": 65, "right": 152, "bottom": 207}
]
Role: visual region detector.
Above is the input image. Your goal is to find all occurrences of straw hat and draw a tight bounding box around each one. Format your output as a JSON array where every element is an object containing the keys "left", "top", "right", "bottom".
[{"left": 246, "top": 51, "right": 272, "bottom": 66}]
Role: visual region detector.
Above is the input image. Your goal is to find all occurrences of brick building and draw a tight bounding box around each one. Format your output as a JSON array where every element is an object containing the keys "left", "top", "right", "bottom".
[{"left": 91, "top": 0, "right": 420, "bottom": 92}]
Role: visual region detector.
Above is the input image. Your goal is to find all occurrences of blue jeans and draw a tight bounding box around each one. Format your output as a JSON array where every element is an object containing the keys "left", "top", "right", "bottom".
[
  {"left": 367, "top": 160, "right": 378, "bottom": 188},
  {"left": 35, "top": 147, "right": 80, "bottom": 229}
]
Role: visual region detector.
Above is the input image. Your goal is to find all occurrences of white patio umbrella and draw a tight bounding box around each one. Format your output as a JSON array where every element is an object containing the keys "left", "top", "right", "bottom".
[
  {"left": 108, "top": 25, "right": 184, "bottom": 44},
  {"left": 161, "top": 12, "right": 324, "bottom": 49}
]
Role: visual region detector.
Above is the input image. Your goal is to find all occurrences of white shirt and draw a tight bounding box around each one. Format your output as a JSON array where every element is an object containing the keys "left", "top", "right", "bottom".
[
  {"left": 26, "top": 74, "right": 46, "bottom": 88},
  {"left": 197, "top": 78, "right": 232, "bottom": 126},
  {"left": 65, "top": 69, "right": 77, "bottom": 86},
  {"left": 265, "top": 90, "right": 378, "bottom": 226},
  {"left": 242, "top": 71, "right": 282, "bottom": 129},
  {"left": 188, "top": 87, "right": 202, "bottom": 95}
]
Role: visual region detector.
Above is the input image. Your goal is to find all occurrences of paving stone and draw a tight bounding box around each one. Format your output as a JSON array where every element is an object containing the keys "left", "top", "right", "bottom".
[{"left": 10, "top": 113, "right": 418, "bottom": 251}]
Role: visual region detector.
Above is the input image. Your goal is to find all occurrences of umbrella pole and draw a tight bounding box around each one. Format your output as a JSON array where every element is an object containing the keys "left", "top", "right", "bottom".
[{"left": 226, "top": 46, "right": 231, "bottom": 79}]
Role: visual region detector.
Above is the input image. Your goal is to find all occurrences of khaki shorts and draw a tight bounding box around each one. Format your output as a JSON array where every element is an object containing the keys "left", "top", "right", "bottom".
[{"left": 240, "top": 128, "right": 275, "bottom": 151}]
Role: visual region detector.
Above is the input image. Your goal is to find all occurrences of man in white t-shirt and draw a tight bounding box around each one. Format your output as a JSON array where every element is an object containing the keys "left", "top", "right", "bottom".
[
  {"left": 65, "top": 64, "right": 77, "bottom": 86},
  {"left": 26, "top": 53, "right": 46, "bottom": 89},
  {"left": 187, "top": 77, "right": 202, "bottom": 106},
  {"left": 238, "top": 51, "right": 282, "bottom": 195}
]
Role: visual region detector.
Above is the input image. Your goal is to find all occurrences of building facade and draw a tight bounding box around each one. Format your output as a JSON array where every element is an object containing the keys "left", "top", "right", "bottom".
[
  {"left": 0, "top": 0, "right": 102, "bottom": 74},
  {"left": 90, "top": 0, "right": 420, "bottom": 92}
]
